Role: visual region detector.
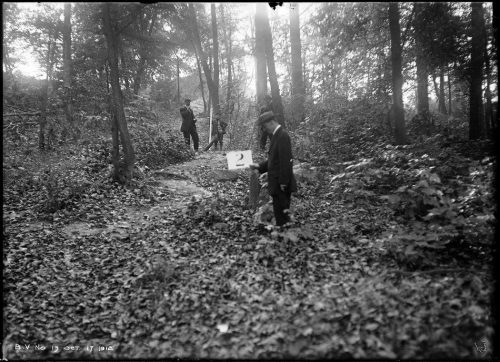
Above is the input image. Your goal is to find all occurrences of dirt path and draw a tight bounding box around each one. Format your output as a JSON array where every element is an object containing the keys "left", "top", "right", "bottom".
[{"left": 60, "top": 151, "right": 240, "bottom": 238}]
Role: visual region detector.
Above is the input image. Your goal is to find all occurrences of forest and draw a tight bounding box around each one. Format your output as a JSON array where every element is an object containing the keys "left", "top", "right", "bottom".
[{"left": 2, "top": 2, "right": 498, "bottom": 359}]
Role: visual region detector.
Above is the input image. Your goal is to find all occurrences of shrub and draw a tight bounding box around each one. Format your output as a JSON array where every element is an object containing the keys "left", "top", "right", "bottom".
[
  {"left": 290, "top": 97, "right": 390, "bottom": 164},
  {"left": 37, "top": 166, "right": 93, "bottom": 214},
  {"left": 378, "top": 152, "right": 495, "bottom": 268},
  {"left": 132, "top": 127, "right": 193, "bottom": 168}
]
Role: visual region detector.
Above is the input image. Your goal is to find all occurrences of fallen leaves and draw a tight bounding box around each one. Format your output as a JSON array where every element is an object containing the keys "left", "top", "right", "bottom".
[{"left": 3, "top": 135, "right": 495, "bottom": 360}]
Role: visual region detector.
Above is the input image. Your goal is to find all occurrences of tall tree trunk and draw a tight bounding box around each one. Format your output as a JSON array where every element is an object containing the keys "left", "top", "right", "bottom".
[
  {"left": 255, "top": 3, "right": 268, "bottom": 106},
  {"left": 226, "top": 26, "right": 233, "bottom": 122},
  {"left": 208, "top": 52, "right": 212, "bottom": 116},
  {"left": 211, "top": 3, "right": 221, "bottom": 137},
  {"left": 208, "top": 65, "right": 212, "bottom": 116},
  {"left": 302, "top": 46, "right": 308, "bottom": 98},
  {"left": 220, "top": 5, "right": 232, "bottom": 118},
  {"left": 2, "top": 6, "right": 13, "bottom": 79},
  {"left": 438, "top": 67, "right": 447, "bottom": 114},
  {"left": 469, "top": 2, "right": 485, "bottom": 140},
  {"left": 39, "top": 34, "right": 56, "bottom": 150},
  {"left": 133, "top": 12, "right": 157, "bottom": 95},
  {"left": 133, "top": 57, "right": 146, "bottom": 96},
  {"left": 416, "top": 59, "right": 429, "bottom": 113},
  {"left": 110, "top": 112, "right": 121, "bottom": 181},
  {"left": 106, "top": 64, "right": 120, "bottom": 178},
  {"left": 189, "top": 4, "right": 220, "bottom": 117},
  {"left": 447, "top": 66, "right": 453, "bottom": 116},
  {"left": 388, "top": 2, "right": 409, "bottom": 145},
  {"left": 414, "top": 2, "right": 429, "bottom": 114},
  {"left": 102, "top": 3, "right": 136, "bottom": 184},
  {"left": 332, "top": 60, "right": 338, "bottom": 96},
  {"left": 176, "top": 56, "right": 180, "bottom": 104},
  {"left": 432, "top": 72, "right": 440, "bottom": 110},
  {"left": 62, "top": 3, "right": 73, "bottom": 126},
  {"left": 39, "top": 78, "right": 49, "bottom": 150},
  {"left": 191, "top": 39, "right": 207, "bottom": 114},
  {"left": 491, "top": 2, "right": 498, "bottom": 131},
  {"left": 254, "top": 3, "right": 270, "bottom": 151},
  {"left": 119, "top": 46, "right": 130, "bottom": 92},
  {"left": 282, "top": 18, "right": 291, "bottom": 96},
  {"left": 261, "top": 5, "right": 285, "bottom": 127},
  {"left": 483, "top": 24, "right": 493, "bottom": 137},
  {"left": 289, "top": 2, "right": 305, "bottom": 131}
]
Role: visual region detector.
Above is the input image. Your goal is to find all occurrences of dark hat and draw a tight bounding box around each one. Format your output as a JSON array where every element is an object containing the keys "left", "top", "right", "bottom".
[
  {"left": 257, "top": 111, "right": 275, "bottom": 126},
  {"left": 184, "top": 98, "right": 191, "bottom": 102}
]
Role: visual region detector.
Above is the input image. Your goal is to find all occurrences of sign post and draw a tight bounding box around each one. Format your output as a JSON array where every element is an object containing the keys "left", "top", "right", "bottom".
[{"left": 226, "top": 150, "right": 253, "bottom": 170}]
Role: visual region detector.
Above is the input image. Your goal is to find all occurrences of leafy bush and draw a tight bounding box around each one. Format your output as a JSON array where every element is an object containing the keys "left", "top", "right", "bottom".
[
  {"left": 378, "top": 150, "right": 495, "bottom": 268},
  {"left": 125, "top": 95, "right": 158, "bottom": 122},
  {"left": 380, "top": 170, "right": 448, "bottom": 219},
  {"left": 3, "top": 72, "right": 43, "bottom": 110},
  {"left": 132, "top": 126, "right": 193, "bottom": 168},
  {"left": 150, "top": 79, "right": 174, "bottom": 108},
  {"left": 290, "top": 97, "right": 389, "bottom": 164},
  {"left": 407, "top": 111, "right": 471, "bottom": 142},
  {"left": 407, "top": 110, "right": 436, "bottom": 138},
  {"left": 326, "top": 139, "right": 495, "bottom": 270},
  {"left": 36, "top": 166, "right": 93, "bottom": 214}
]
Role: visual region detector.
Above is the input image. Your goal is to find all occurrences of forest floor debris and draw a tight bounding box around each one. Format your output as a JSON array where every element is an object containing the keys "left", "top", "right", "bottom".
[{"left": 3, "top": 135, "right": 495, "bottom": 360}]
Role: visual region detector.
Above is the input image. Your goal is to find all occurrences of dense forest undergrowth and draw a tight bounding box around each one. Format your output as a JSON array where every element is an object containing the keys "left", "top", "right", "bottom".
[
  {"left": 3, "top": 1, "right": 498, "bottom": 359},
  {"left": 3, "top": 96, "right": 496, "bottom": 359}
]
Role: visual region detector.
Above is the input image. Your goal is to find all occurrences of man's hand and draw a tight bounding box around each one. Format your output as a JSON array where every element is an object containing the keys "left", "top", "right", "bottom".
[
  {"left": 249, "top": 163, "right": 259, "bottom": 170},
  {"left": 280, "top": 184, "right": 287, "bottom": 192}
]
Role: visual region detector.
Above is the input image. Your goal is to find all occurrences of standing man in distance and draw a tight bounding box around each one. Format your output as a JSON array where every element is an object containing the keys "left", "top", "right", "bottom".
[
  {"left": 179, "top": 98, "right": 199, "bottom": 152},
  {"left": 212, "top": 110, "right": 228, "bottom": 151},
  {"left": 250, "top": 111, "right": 297, "bottom": 227}
]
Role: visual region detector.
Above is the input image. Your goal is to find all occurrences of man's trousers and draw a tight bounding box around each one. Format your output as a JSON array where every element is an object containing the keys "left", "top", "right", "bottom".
[
  {"left": 182, "top": 126, "right": 199, "bottom": 151},
  {"left": 272, "top": 189, "right": 292, "bottom": 226}
]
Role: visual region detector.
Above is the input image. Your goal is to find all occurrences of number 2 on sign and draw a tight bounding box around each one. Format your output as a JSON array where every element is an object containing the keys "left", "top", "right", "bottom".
[{"left": 235, "top": 153, "right": 244, "bottom": 167}]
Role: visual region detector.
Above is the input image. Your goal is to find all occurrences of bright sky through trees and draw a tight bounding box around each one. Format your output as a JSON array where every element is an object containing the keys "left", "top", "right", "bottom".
[
  {"left": 7, "top": 2, "right": 318, "bottom": 85},
  {"left": 7, "top": 2, "right": 486, "bottom": 105},
  {"left": 7, "top": 2, "right": 64, "bottom": 78}
]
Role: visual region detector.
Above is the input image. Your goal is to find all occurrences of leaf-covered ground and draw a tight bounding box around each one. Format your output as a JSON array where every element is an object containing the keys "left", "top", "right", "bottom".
[{"left": 3, "top": 135, "right": 495, "bottom": 359}]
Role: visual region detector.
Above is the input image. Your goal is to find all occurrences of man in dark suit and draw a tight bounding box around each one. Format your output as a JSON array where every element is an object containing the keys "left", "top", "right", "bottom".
[
  {"left": 179, "top": 98, "right": 199, "bottom": 152},
  {"left": 250, "top": 111, "right": 297, "bottom": 226}
]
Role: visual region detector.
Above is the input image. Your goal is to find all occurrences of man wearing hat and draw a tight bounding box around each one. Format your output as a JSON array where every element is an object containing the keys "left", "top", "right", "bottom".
[
  {"left": 250, "top": 111, "right": 297, "bottom": 226},
  {"left": 179, "top": 98, "right": 199, "bottom": 152}
]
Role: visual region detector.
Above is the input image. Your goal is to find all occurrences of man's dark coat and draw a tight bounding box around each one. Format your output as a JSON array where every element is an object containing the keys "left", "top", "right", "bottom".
[
  {"left": 258, "top": 126, "right": 297, "bottom": 195},
  {"left": 180, "top": 105, "right": 196, "bottom": 132}
]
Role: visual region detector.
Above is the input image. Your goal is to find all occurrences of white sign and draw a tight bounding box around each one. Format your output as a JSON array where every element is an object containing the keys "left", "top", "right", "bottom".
[{"left": 227, "top": 150, "right": 253, "bottom": 170}]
